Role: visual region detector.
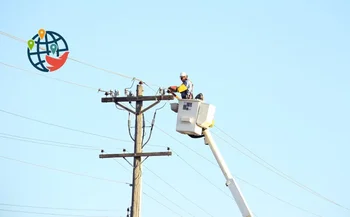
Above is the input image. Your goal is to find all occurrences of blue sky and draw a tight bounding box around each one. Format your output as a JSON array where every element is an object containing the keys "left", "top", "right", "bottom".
[{"left": 1, "top": 1, "right": 350, "bottom": 217}]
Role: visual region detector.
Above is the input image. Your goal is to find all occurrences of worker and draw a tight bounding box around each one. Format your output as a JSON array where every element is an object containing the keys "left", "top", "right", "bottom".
[{"left": 168, "top": 72, "right": 194, "bottom": 99}]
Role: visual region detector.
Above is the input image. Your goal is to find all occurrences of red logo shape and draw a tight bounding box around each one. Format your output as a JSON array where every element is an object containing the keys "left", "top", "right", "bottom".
[{"left": 45, "top": 51, "right": 69, "bottom": 72}]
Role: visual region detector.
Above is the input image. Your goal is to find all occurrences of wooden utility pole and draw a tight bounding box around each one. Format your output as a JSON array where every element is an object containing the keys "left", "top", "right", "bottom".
[
  {"left": 131, "top": 84, "right": 143, "bottom": 217},
  {"left": 99, "top": 82, "right": 174, "bottom": 217}
]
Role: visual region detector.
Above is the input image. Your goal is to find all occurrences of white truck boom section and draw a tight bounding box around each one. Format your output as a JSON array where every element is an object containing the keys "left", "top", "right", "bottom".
[{"left": 171, "top": 99, "right": 253, "bottom": 217}]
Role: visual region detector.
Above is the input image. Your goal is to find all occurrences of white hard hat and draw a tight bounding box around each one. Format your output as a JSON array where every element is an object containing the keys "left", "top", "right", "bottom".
[{"left": 180, "top": 72, "right": 187, "bottom": 77}]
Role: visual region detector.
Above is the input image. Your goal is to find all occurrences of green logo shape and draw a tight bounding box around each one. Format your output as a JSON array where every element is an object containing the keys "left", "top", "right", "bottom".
[
  {"left": 27, "top": 39, "right": 35, "bottom": 50},
  {"left": 50, "top": 43, "right": 58, "bottom": 55}
]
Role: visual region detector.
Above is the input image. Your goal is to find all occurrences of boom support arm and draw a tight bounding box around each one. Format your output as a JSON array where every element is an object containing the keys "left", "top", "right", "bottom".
[{"left": 203, "top": 129, "right": 253, "bottom": 217}]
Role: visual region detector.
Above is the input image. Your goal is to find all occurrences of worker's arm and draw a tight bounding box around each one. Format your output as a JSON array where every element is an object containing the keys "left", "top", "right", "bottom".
[
  {"left": 168, "top": 83, "right": 188, "bottom": 93},
  {"left": 168, "top": 86, "right": 178, "bottom": 92},
  {"left": 176, "top": 83, "right": 188, "bottom": 93}
]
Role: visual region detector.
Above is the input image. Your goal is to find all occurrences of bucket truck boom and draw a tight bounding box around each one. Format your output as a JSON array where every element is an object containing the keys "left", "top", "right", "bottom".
[{"left": 171, "top": 99, "right": 253, "bottom": 217}]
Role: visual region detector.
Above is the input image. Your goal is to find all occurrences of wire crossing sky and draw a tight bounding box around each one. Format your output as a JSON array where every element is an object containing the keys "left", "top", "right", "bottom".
[{"left": 1, "top": 1, "right": 350, "bottom": 217}]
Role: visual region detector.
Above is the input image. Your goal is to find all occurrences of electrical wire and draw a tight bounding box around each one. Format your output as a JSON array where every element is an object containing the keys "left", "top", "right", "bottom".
[
  {"left": 105, "top": 145, "right": 199, "bottom": 217},
  {"left": 143, "top": 165, "right": 215, "bottom": 217},
  {"left": 0, "top": 62, "right": 97, "bottom": 91},
  {"left": 213, "top": 126, "right": 350, "bottom": 212},
  {"left": 0, "top": 132, "right": 98, "bottom": 149},
  {"left": 149, "top": 121, "right": 217, "bottom": 166},
  {"left": 0, "top": 155, "right": 130, "bottom": 185},
  {"left": 172, "top": 150, "right": 232, "bottom": 199},
  {"left": 114, "top": 103, "right": 125, "bottom": 111},
  {"left": 0, "top": 31, "right": 160, "bottom": 90},
  {"left": 149, "top": 122, "right": 328, "bottom": 216},
  {"left": 143, "top": 182, "right": 195, "bottom": 217},
  {"left": 142, "top": 112, "right": 156, "bottom": 148},
  {"left": 142, "top": 113, "right": 146, "bottom": 142},
  {"left": 127, "top": 112, "right": 135, "bottom": 141},
  {"left": 110, "top": 160, "right": 197, "bottom": 217},
  {"left": 0, "top": 108, "right": 131, "bottom": 143},
  {"left": 0, "top": 208, "right": 112, "bottom": 217},
  {"left": 236, "top": 178, "right": 323, "bottom": 217},
  {"left": 142, "top": 192, "right": 183, "bottom": 217},
  {"left": 125, "top": 78, "right": 136, "bottom": 91},
  {"left": 106, "top": 153, "right": 190, "bottom": 216},
  {"left": 0, "top": 118, "right": 325, "bottom": 216},
  {"left": 0, "top": 62, "right": 330, "bottom": 216},
  {"left": 1, "top": 30, "right": 340, "bottom": 215},
  {"left": 0, "top": 203, "right": 119, "bottom": 212},
  {"left": 0, "top": 103, "right": 323, "bottom": 216},
  {"left": 0, "top": 135, "right": 99, "bottom": 150}
]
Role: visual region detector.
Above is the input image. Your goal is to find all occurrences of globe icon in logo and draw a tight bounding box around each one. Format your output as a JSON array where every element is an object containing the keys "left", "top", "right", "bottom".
[{"left": 27, "top": 29, "right": 69, "bottom": 72}]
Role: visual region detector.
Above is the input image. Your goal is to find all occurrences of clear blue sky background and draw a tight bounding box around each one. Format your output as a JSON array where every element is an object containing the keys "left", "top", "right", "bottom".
[{"left": 1, "top": 1, "right": 350, "bottom": 217}]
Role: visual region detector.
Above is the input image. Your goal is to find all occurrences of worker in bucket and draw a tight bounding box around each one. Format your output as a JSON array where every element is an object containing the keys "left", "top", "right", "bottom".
[{"left": 167, "top": 72, "right": 194, "bottom": 99}]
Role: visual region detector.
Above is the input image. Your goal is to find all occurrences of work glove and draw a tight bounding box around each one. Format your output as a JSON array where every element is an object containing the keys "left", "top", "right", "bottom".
[{"left": 168, "top": 86, "right": 177, "bottom": 92}]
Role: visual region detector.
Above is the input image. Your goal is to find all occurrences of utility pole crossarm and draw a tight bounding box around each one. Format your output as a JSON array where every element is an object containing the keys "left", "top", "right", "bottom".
[
  {"left": 101, "top": 95, "right": 174, "bottom": 103},
  {"left": 99, "top": 151, "right": 172, "bottom": 158}
]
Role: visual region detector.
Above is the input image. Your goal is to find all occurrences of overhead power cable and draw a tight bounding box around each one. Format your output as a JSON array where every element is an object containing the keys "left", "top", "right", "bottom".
[
  {"left": 0, "top": 208, "right": 112, "bottom": 217},
  {"left": 0, "top": 62, "right": 98, "bottom": 91},
  {"left": 0, "top": 203, "right": 119, "bottom": 212},
  {"left": 213, "top": 126, "right": 350, "bottom": 212},
  {"left": 107, "top": 153, "right": 195, "bottom": 217},
  {"left": 0, "top": 155, "right": 130, "bottom": 185},
  {"left": 0, "top": 133, "right": 100, "bottom": 151},
  {"left": 1, "top": 30, "right": 343, "bottom": 214},
  {"left": 0, "top": 31, "right": 160, "bottom": 91},
  {"left": 0, "top": 108, "right": 131, "bottom": 143},
  {"left": 237, "top": 178, "right": 323, "bottom": 217},
  {"left": 143, "top": 165, "right": 215, "bottom": 217},
  {"left": 150, "top": 122, "right": 325, "bottom": 217},
  {"left": 142, "top": 192, "right": 182, "bottom": 217}
]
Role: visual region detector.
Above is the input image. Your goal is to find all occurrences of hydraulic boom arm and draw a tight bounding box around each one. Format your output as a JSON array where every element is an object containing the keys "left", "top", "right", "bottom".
[{"left": 203, "top": 129, "right": 253, "bottom": 217}]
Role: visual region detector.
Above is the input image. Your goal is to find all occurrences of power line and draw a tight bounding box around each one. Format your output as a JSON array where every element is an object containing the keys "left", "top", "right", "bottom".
[
  {"left": 0, "top": 61, "right": 330, "bottom": 216},
  {"left": 213, "top": 126, "right": 350, "bottom": 212},
  {"left": 0, "top": 62, "right": 98, "bottom": 91},
  {"left": 149, "top": 121, "right": 217, "bottom": 167},
  {"left": 0, "top": 31, "right": 160, "bottom": 91},
  {"left": 0, "top": 203, "right": 120, "bottom": 212},
  {"left": 0, "top": 114, "right": 325, "bottom": 216},
  {"left": 0, "top": 108, "right": 131, "bottom": 143},
  {"left": 0, "top": 208, "right": 112, "bottom": 217},
  {"left": 0, "top": 134, "right": 99, "bottom": 151},
  {"left": 174, "top": 146, "right": 323, "bottom": 217},
  {"left": 1, "top": 30, "right": 340, "bottom": 215},
  {"left": 0, "top": 154, "right": 184, "bottom": 217},
  {"left": 172, "top": 150, "right": 233, "bottom": 199},
  {"left": 236, "top": 178, "right": 323, "bottom": 217},
  {"left": 143, "top": 181, "right": 196, "bottom": 217},
  {"left": 143, "top": 165, "right": 216, "bottom": 217},
  {"left": 151, "top": 122, "right": 327, "bottom": 216},
  {"left": 142, "top": 192, "right": 183, "bottom": 217},
  {"left": 0, "top": 155, "right": 130, "bottom": 185},
  {"left": 107, "top": 147, "right": 198, "bottom": 217},
  {"left": 2, "top": 51, "right": 343, "bottom": 213},
  {"left": 114, "top": 162, "right": 190, "bottom": 217},
  {"left": 2, "top": 58, "right": 241, "bottom": 216},
  {"left": 0, "top": 132, "right": 100, "bottom": 149}
]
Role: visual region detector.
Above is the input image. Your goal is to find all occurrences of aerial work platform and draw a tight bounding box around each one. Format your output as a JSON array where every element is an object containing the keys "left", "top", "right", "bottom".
[{"left": 170, "top": 98, "right": 253, "bottom": 217}]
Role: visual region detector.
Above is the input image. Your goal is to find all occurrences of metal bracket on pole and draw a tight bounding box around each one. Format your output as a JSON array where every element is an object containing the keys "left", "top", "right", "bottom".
[{"left": 123, "top": 157, "right": 133, "bottom": 167}]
